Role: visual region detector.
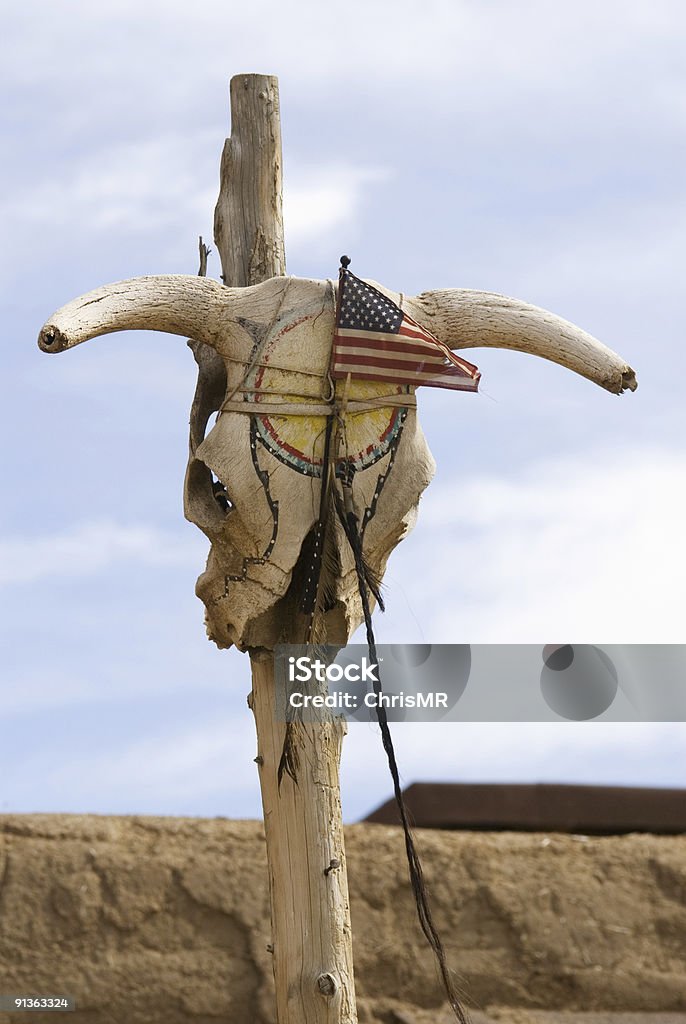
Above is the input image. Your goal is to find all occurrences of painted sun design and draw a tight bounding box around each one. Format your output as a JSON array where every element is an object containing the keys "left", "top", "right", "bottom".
[{"left": 246, "top": 312, "right": 409, "bottom": 477}]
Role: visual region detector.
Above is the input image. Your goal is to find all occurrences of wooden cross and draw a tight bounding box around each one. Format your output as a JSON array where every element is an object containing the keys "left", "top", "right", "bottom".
[{"left": 38, "top": 74, "right": 636, "bottom": 1024}]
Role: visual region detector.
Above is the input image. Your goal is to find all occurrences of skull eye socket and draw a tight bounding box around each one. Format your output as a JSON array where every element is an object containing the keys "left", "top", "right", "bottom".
[{"left": 211, "top": 473, "right": 233, "bottom": 512}]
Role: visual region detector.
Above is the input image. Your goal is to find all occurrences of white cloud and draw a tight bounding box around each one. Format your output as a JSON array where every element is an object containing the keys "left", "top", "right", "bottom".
[
  {"left": 0, "top": 668, "right": 105, "bottom": 717},
  {"left": 284, "top": 165, "right": 390, "bottom": 248},
  {"left": 1, "top": 133, "right": 217, "bottom": 236},
  {"left": 0, "top": 521, "right": 201, "bottom": 586},
  {"left": 3, "top": 0, "right": 684, "bottom": 305},
  {"left": 1, "top": 128, "right": 387, "bottom": 265},
  {"left": 29, "top": 340, "right": 198, "bottom": 405},
  {"left": 80, "top": 718, "right": 256, "bottom": 799},
  {"left": 7, "top": 714, "right": 261, "bottom": 812},
  {"left": 377, "top": 447, "right": 686, "bottom": 643},
  {"left": 3, "top": 0, "right": 685, "bottom": 192},
  {"left": 5, "top": 0, "right": 685, "bottom": 101},
  {"left": 509, "top": 200, "right": 686, "bottom": 304},
  {"left": 0, "top": 665, "right": 160, "bottom": 717}
]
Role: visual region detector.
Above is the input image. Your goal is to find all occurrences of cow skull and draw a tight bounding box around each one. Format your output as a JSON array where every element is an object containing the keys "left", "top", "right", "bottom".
[{"left": 39, "top": 273, "right": 636, "bottom": 650}]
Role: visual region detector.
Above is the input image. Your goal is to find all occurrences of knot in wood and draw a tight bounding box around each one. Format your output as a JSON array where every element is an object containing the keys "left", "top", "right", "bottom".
[{"left": 316, "top": 973, "right": 338, "bottom": 999}]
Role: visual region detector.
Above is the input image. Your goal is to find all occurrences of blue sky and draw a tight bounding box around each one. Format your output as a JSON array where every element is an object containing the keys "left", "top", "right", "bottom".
[{"left": 2, "top": 0, "right": 685, "bottom": 820}]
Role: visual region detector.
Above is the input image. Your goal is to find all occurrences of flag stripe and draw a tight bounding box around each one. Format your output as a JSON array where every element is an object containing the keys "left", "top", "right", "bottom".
[
  {"left": 331, "top": 268, "right": 480, "bottom": 392},
  {"left": 400, "top": 322, "right": 478, "bottom": 369},
  {"left": 337, "top": 327, "right": 435, "bottom": 346},
  {"left": 334, "top": 339, "right": 451, "bottom": 365},
  {"left": 399, "top": 310, "right": 478, "bottom": 361},
  {"left": 337, "top": 328, "right": 450, "bottom": 355},
  {"left": 336, "top": 332, "right": 478, "bottom": 371},
  {"left": 397, "top": 324, "right": 440, "bottom": 341},
  {"left": 332, "top": 358, "right": 476, "bottom": 381},
  {"left": 332, "top": 352, "right": 470, "bottom": 374}
]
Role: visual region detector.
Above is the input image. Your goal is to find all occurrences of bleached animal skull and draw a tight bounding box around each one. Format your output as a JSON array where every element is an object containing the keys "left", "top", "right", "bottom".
[{"left": 39, "top": 273, "right": 636, "bottom": 649}]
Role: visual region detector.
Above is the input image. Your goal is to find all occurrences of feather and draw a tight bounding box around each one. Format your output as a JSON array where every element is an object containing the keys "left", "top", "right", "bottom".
[
  {"left": 279, "top": 416, "right": 340, "bottom": 788},
  {"left": 300, "top": 415, "right": 341, "bottom": 642},
  {"left": 277, "top": 719, "right": 301, "bottom": 787}
]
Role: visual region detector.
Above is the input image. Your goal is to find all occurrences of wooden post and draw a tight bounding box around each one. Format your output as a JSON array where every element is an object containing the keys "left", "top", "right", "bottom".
[
  {"left": 213, "top": 74, "right": 286, "bottom": 287},
  {"left": 213, "top": 74, "right": 358, "bottom": 1024},
  {"left": 250, "top": 654, "right": 356, "bottom": 1023}
]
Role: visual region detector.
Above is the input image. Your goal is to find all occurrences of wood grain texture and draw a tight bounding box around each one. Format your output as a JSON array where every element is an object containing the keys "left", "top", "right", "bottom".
[
  {"left": 210, "top": 75, "right": 358, "bottom": 1024},
  {"left": 250, "top": 652, "right": 357, "bottom": 1024},
  {"left": 214, "top": 74, "right": 286, "bottom": 287}
]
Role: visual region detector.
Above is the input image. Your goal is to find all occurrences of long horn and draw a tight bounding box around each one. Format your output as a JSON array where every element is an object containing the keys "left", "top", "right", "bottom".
[
  {"left": 38, "top": 275, "right": 238, "bottom": 354},
  {"left": 406, "top": 289, "right": 637, "bottom": 394}
]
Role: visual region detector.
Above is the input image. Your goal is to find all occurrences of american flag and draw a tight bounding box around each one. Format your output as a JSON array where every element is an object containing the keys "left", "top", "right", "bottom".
[{"left": 331, "top": 264, "right": 480, "bottom": 392}]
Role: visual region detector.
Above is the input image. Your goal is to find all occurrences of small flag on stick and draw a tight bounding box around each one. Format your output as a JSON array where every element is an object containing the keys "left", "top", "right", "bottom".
[{"left": 331, "top": 257, "right": 480, "bottom": 392}]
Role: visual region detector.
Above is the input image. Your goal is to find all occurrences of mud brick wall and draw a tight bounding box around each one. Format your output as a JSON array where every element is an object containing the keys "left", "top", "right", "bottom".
[{"left": 0, "top": 817, "right": 684, "bottom": 1023}]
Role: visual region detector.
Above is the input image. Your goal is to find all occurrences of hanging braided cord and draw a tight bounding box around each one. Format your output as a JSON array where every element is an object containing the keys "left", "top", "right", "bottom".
[{"left": 337, "top": 491, "right": 470, "bottom": 1024}]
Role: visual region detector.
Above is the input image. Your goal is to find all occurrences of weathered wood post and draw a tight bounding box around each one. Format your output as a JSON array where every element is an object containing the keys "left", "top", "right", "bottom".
[
  {"left": 37, "top": 70, "right": 637, "bottom": 1024},
  {"left": 193, "top": 74, "right": 357, "bottom": 1022}
]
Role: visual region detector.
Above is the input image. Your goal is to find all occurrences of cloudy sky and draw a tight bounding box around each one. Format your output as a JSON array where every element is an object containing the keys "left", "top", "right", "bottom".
[{"left": 2, "top": 0, "right": 685, "bottom": 821}]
